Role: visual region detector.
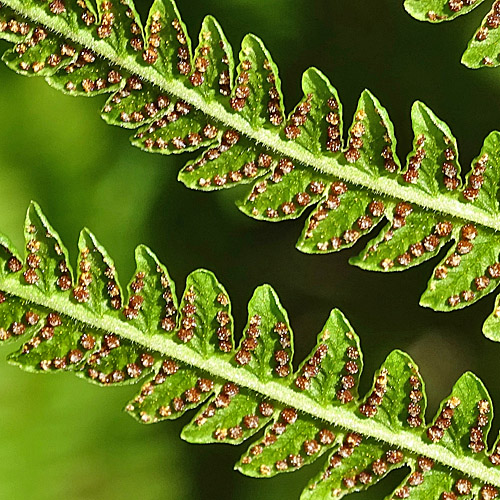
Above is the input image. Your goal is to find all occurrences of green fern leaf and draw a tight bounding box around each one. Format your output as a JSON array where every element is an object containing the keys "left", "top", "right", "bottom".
[
  {"left": 404, "top": 0, "right": 500, "bottom": 69},
  {"left": 3, "top": 0, "right": 500, "bottom": 341},
  {"left": 404, "top": 0, "right": 485, "bottom": 22},
  {"left": 2, "top": 202, "right": 500, "bottom": 498}
]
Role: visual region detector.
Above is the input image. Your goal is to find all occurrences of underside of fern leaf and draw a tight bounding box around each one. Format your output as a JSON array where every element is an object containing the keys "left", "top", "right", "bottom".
[
  {"left": 3, "top": 203, "right": 500, "bottom": 499},
  {"left": 3, "top": 0, "right": 500, "bottom": 341},
  {"left": 404, "top": 0, "right": 500, "bottom": 68}
]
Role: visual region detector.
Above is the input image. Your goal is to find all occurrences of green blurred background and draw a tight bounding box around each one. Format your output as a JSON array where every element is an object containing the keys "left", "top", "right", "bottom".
[{"left": 1, "top": 1, "right": 500, "bottom": 498}]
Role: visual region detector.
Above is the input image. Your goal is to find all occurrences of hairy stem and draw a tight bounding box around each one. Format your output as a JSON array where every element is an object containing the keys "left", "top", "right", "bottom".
[
  {"left": 2, "top": 275, "right": 500, "bottom": 487},
  {"left": 5, "top": 0, "right": 500, "bottom": 231}
]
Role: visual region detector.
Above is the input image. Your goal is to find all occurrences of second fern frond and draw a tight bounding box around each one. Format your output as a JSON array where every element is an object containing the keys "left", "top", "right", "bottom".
[{"left": 1, "top": 202, "right": 500, "bottom": 498}]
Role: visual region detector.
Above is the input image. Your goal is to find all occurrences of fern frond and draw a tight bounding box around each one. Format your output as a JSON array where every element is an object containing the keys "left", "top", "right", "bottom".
[
  {"left": 2, "top": 202, "right": 500, "bottom": 498},
  {"left": 404, "top": 0, "right": 500, "bottom": 68},
  {"left": 3, "top": 0, "right": 500, "bottom": 341}
]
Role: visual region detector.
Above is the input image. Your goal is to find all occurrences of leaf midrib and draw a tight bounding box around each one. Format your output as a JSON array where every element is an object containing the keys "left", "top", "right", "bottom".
[
  {"left": 5, "top": 0, "right": 500, "bottom": 232},
  {"left": 2, "top": 276, "right": 500, "bottom": 486}
]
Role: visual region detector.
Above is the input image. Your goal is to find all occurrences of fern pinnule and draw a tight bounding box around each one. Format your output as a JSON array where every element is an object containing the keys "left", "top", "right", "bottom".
[
  {"left": 1, "top": 202, "right": 500, "bottom": 498},
  {"left": 404, "top": 0, "right": 500, "bottom": 69},
  {"left": 3, "top": 0, "right": 500, "bottom": 341}
]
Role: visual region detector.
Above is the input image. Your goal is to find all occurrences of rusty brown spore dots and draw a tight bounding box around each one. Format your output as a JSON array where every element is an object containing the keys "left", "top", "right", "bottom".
[
  {"left": 33, "top": 313, "right": 86, "bottom": 371},
  {"left": 325, "top": 96, "right": 342, "bottom": 153},
  {"left": 476, "top": 24, "right": 489, "bottom": 41},
  {"left": 480, "top": 485, "right": 499, "bottom": 500},
  {"left": 0, "top": 15, "right": 31, "bottom": 38},
  {"left": 274, "top": 348, "right": 290, "bottom": 377},
  {"left": 268, "top": 157, "right": 293, "bottom": 185},
  {"left": 448, "top": 0, "right": 464, "bottom": 13},
  {"left": 482, "top": 1, "right": 500, "bottom": 46},
  {"left": 390, "top": 453, "right": 422, "bottom": 498},
  {"left": 79, "top": 332, "right": 96, "bottom": 351},
  {"left": 469, "top": 399, "right": 490, "bottom": 453},
  {"left": 23, "top": 237, "right": 41, "bottom": 285},
  {"left": 255, "top": 401, "right": 274, "bottom": 420},
  {"left": 336, "top": 344, "right": 360, "bottom": 404},
  {"left": 0, "top": 310, "right": 33, "bottom": 341},
  {"left": 24, "top": 311, "right": 37, "bottom": 327},
  {"left": 274, "top": 320, "right": 291, "bottom": 350},
  {"left": 129, "top": 358, "right": 201, "bottom": 420},
  {"left": 78, "top": 0, "right": 96, "bottom": 27},
  {"left": 271, "top": 321, "right": 292, "bottom": 377},
  {"left": 234, "top": 314, "right": 261, "bottom": 366},
  {"left": 104, "top": 266, "right": 121, "bottom": 310},
  {"left": 215, "top": 41, "right": 232, "bottom": 97},
  {"left": 63, "top": 47, "right": 116, "bottom": 94},
  {"left": 313, "top": 433, "right": 361, "bottom": 487},
  {"left": 389, "top": 201, "right": 413, "bottom": 237},
  {"left": 219, "top": 67, "right": 231, "bottom": 96},
  {"left": 215, "top": 302, "right": 232, "bottom": 352},
  {"left": 302, "top": 436, "right": 321, "bottom": 457},
  {"left": 72, "top": 247, "right": 92, "bottom": 303},
  {"left": 319, "top": 191, "right": 379, "bottom": 252},
  {"left": 191, "top": 129, "right": 240, "bottom": 186},
  {"left": 21, "top": 333, "right": 42, "bottom": 355},
  {"left": 96, "top": 1, "right": 114, "bottom": 39},
  {"left": 448, "top": 0, "right": 478, "bottom": 13},
  {"left": 463, "top": 152, "right": 488, "bottom": 202},
  {"left": 114, "top": 77, "right": 163, "bottom": 126},
  {"left": 129, "top": 16, "right": 143, "bottom": 52},
  {"left": 139, "top": 99, "right": 203, "bottom": 153},
  {"left": 427, "top": 396, "right": 460, "bottom": 443},
  {"left": 402, "top": 135, "right": 426, "bottom": 184},
  {"left": 295, "top": 343, "right": 328, "bottom": 391},
  {"left": 344, "top": 110, "right": 366, "bottom": 164},
  {"left": 489, "top": 432, "right": 500, "bottom": 465},
  {"left": 159, "top": 271, "right": 177, "bottom": 332},
  {"left": 84, "top": 332, "right": 130, "bottom": 384},
  {"left": 142, "top": 11, "right": 162, "bottom": 65},
  {"left": 15, "top": 26, "right": 67, "bottom": 74},
  {"left": 381, "top": 144, "right": 397, "bottom": 173},
  {"left": 407, "top": 375, "right": 423, "bottom": 428},
  {"left": 176, "top": 286, "right": 197, "bottom": 342},
  {"left": 230, "top": 60, "right": 251, "bottom": 112},
  {"left": 189, "top": 45, "right": 210, "bottom": 87},
  {"left": 447, "top": 223, "right": 482, "bottom": 307},
  {"left": 24, "top": 229, "right": 72, "bottom": 292},
  {"left": 446, "top": 478, "right": 472, "bottom": 497},
  {"left": 265, "top": 61, "right": 282, "bottom": 126},
  {"left": 48, "top": 0, "right": 66, "bottom": 15},
  {"left": 56, "top": 257, "right": 72, "bottom": 291},
  {"left": 370, "top": 457, "right": 389, "bottom": 480},
  {"left": 193, "top": 383, "right": 239, "bottom": 434},
  {"left": 171, "top": 18, "right": 191, "bottom": 75},
  {"left": 441, "top": 146, "right": 460, "bottom": 191},
  {"left": 11, "top": 321, "right": 26, "bottom": 338},
  {"left": 243, "top": 407, "right": 318, "bottom": 472},
  {"left": 304, "top": 181, "right": 347, "bottom": 247},
  {"left": 381, "top": 215, "right": 452, "bottom": 272},
  {"left": 216, "top": 325, "right": 232, "bottom": 352},
  {"left": 359, "top": 368, "right": 388, "bottom": 418},
  {"left": 7, "top": 252, "right": 22, "bottom": 273},
  {"left": 25, "top": 311, "right": 40, "bottom": 326},
  {"left": 184, "top": 127, "right": 249, "bottom": 185},
  {"left": 284, "top": 93, "right": 312, "bottom": 140},
  {"left": 246, "top": 157, "right": 294, "bottom": 209}
]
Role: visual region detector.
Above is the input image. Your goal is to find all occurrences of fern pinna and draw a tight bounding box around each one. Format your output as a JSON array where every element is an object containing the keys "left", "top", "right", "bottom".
[
  {"left": 0, "top": 202, "right": 500, "bottom": 499},
  {"left": 2, "top": 0, "right": 500, "bottom": 341},
  {"left": 404, "top": 0, "right": 500, "bottom": 68}
]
